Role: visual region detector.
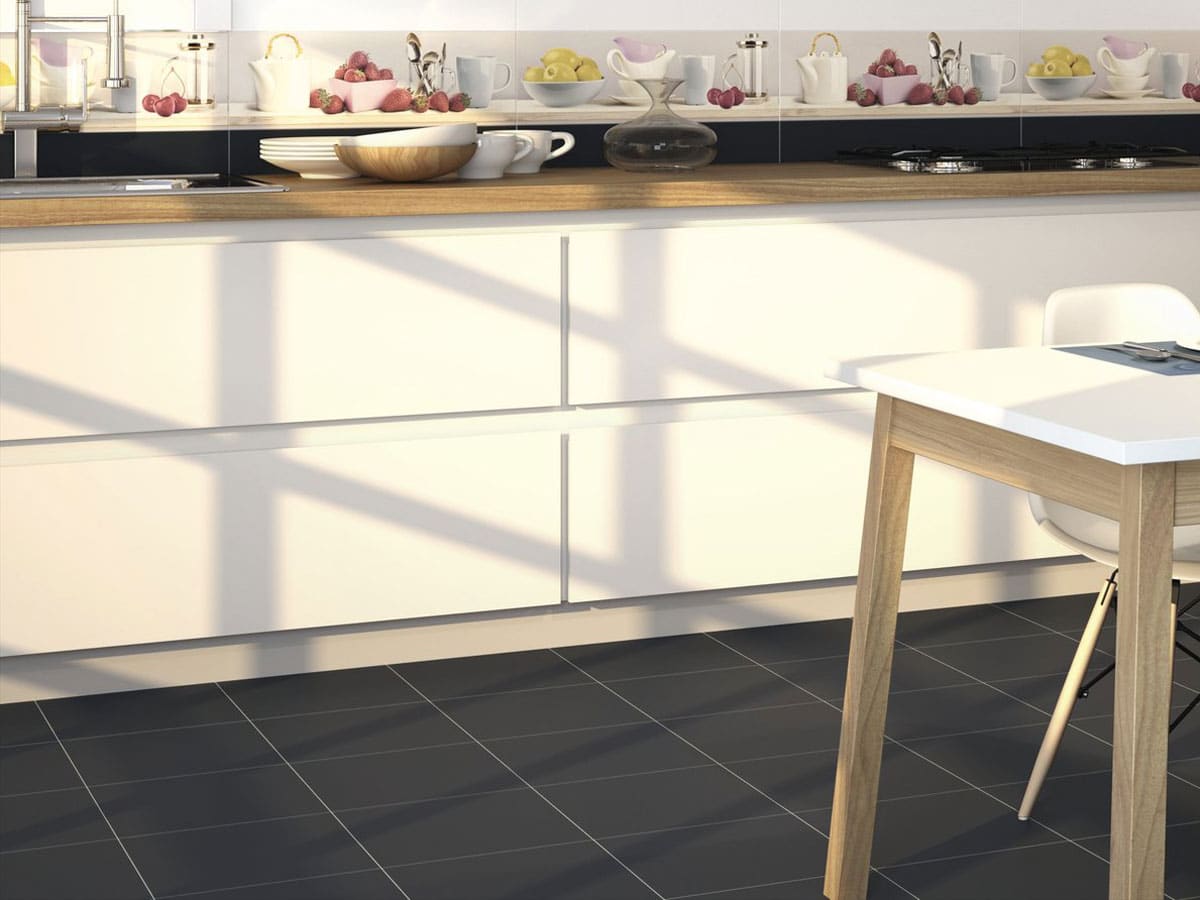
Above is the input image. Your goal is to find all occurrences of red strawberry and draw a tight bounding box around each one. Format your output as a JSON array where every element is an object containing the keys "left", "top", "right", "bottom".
[
  {"left": 154, "top": 95, "right": 175, "bottom": 117},
  {"left": 876, "top": 65, "right": 894, "bottom": 78},
  {"left": 879, "top": 48, "right": 898, "bottom": 67},
  {"left": 729, "top": 86, "right": 746, "bottom": 105},
  {"left": 948, "top": 85, "right": 965, "bottom": 105},
  {"left": 907, "top": 82, "right": 933, "bottom": 104},
  {"left": 428, "top": 90, "right": 450, "bottom": 112},
  {"left": 1183, "top": 82, "right": 1195, "bottom": 98},
  {"left": 363, "top": 62, "right": 381, "bottom": 81},
  {"left": 334, "top": 64, "right": 347, "bottom": 80},
  {"left": 380, "top": 88, "right": 413, "bottom": 112},
  {"left": 867, "top": 62, "right": 879, "bottom": 75},
  {"left": 847, "top": 82, "right": 859, "bottom": 101},
  {"left": 412, "top": 94, "right": 429, "bottom": 113},
  {"left": 167, "top": 92, "right": 187, "bottom": 112},
  {"left": 1194, "top": 90, "right": 1200, "bottom": 103},
  {"left": 344, "top": 69, "right": 366, "bottom": 84},
  {"left": 854, "top": 84, "right": 877, "bottom": 107},
  {"left": 718, "top": 88, "right": 735, "bottom": 108},
  {"left": 347, "top": 50, "right": 369, "bottom": 70},
  {"left": 904, "top": 64, "right": 919, "bottom": 75},
  {"left": 309, "top": 89, "right": 323, "bottom": 108},
  {"left": 448, "top": 92, "right": 470, "bottom": 112},
  {"left": 893, "top": 58, "right": 905, "bottom": 72},
  {"left": 932, "top": 88, "right": 948, "bottom": 105},
  {"left": 141, "top": 93, "right": 160, "bottom": 112},
  {"left": 964, "top": 86, "right": 981, "bottom": 105},
  {"left": 379, "top": 68, "right": 394, "bottom": 81},
  {"left": 319, "top": 90, "right": 344, "bottom": 114},
  {"left": 707, "top": 87, "right": 722, "bottom": 105}
]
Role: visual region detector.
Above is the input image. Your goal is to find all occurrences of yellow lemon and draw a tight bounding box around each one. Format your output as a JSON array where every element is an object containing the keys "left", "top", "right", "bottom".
[
  {"left": 576, "top": 56, "right": 599, "bottom": 71},
  {"left": 1071, "top": 56, "right": 1093, "bottom": 76},
  {"left": 0, "top": 61, "right": 15, "bottom": 87},
  {"left": 1042, "top": 45, "right": 1076, "bottom": 64},
  {"left": 574, "top": 65, "right": 603, "bottom": 82},
  {"left": 1042, "top": 59, "right": 1073, "bottom": 77},
  {"left": 523, "top": 66, "right": 546, "bottom": 82},
  {"left": 541, "top": 48, "right": 581, "bottom": 69},
  {"left": 1027, "top": 62, "right": 1046, "bottom": 77},
  {"left": 543, "top": 62, "right": 579, "bottom": 82}
]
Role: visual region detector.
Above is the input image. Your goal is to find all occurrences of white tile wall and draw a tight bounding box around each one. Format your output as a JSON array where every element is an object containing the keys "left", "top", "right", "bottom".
[
  {"left": 0, "top": 0, "right": 196, "bottom": 31},
  {"left": 516, "top": 0, "right": 778, "bottom": 32},
  {"left": 230, "top": 0, "right": 515, "bottom": 31},
  {"left": 783, "top": 0, "right": 1020, "bottom": 32},
  {"left": 1022, "top": 0, "right": 1199, "bottom": 31}
]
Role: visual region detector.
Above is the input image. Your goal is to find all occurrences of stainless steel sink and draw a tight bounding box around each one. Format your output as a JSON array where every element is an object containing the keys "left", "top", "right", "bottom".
[{"left": 0, "top": 174, "right": 286, "bottom": 199}]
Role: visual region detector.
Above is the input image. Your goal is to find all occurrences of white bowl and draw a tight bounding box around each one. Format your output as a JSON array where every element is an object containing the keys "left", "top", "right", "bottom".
[
  {"left": 260, "top": 154, "right": 358, "bottom": 179},
  {"left": 1025, "top": 74, "right": 1096, "bottom": 100},
  {"left": 338, "top": 124, "right": 478, "bottom": 149},
  {"left": 522, "top": 79, "right": 606, "bottom": 107},
  {"left": 1105, "top": 73, "right": 1150, "bottom": 91}
]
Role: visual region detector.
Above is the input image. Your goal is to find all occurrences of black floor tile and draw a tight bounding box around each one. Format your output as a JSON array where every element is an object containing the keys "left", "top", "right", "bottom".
[
  {"left": 1080, "top": 821, "right": 1200, "bottom": 899},
  {"left": 0, "top": 742, "right": 80, "bottom": 795},
  {"left": 40, "top": 684, "right": 241, "bottom": 740},
  {"left": 64, "top": 722, "right": 278, "bottom": 785},
  {"left": 884, "top": 683, "right": 1048, "bottom": 741},
  {"left": 879, "top": 840, "right": 1111, "bottom": 900},
  {"left": 604, "top": 665, "right": 814, "bottom": 719},
  {"left": 437, "top": 683, "right": 647, "bottom": 740},
  {"left": 181, "top": 869, "right": 403, "bottom": 899},
  {"left": 992, "top": 670, "right": 1200, "bottom": 717},
  {"left": 729, "top": 743, "right": 966, "bottom": 814},
  {"left": 389, "top": 841, "right": 659, "bottom": 900},
  {"left": 663, "top": 702, "right": 844, "bottom": 764},
  {"left": 395, "top": 649, "right": 591, "bottom": 699},
  {"left": 0, "top": 702, "right": 53, "bottom": 747},
  {"left": 0, "top": 787, "right": 110, "bottom": 852},
  {"left": 1072, "top": 710, "right": 1199, "bottom": 760},
  {"left": 709, "top": 619, "right": 853, "bottom": 664},
  {"left": 542, "top": 765, "right": 780, "bottom": 838},
  {"left": 989, "top": 767, "right": 1200, "bottom": 839},
  {"left": 339, "top": 788, "right": 579, "bottom": 867},
  {"left": 896, "top": 604, "right": 1048, "bottom": 648},
  {"left": 770, "top": 647, "right": 971, "bottom": 703},
  {"left": 805, "top": 788, "right": 1061, "bottom": 869},
  {"left": 295, "top": 742, "right": 521, "bottom": 810},
  {"left": 92, "top": 765, "right": 323, "bottom": 836},
  {"left": 918, "top": 632, "right": 1105, "bottom": 682},
  {"left": 672, "top": 874, "right": 911, "bottom": 899},
  {"left": 0, "top": 840, "right": 151, "bottom": 899},
  {"left": 601, "top": 814, "right": 829, "bottom": 898},
  {"left": 902, "top": 720, "right": 1114, "bottom": 789},
  {"left": 485, "top": 722, "right": 711, "bottom": 785},
  {"left": 124, "top": 814, "right": 375, "bottom": 896},
  {"left": 253, "top": 703, "right": 466, "bottom": 763},
  {"left": 222, "top": 666, "right": 420, "bottom": 719},
  {"left": 556, "top": 634, "right": 749, "bottom": 681},
  {"left": 1173, "top": 756, "right": 1200, "bottom": 787},
  {"left": 993, "top": 592, "right": 1104, "bottom": 633}
]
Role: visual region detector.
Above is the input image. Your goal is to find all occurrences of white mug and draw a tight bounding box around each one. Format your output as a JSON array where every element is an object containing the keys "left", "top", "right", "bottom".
[
  {"left": 455, "top": 56, "right": 512, "bottom": 109},
  {"left": 1097, "top": 45, "right": 1156, "bottom": 76},
  {"left": 681, "top": 55, "right": 716, "bottom": 105},
  {"left": 493, "top": 130, "right": 575, "bottom": 174},
  {"left": 457, "top": 132, "right": 534, "bottom": 180},
  {"left": 969, "top": 52, "right": 1017, "bottom": 101},
  {"left": 1161, "top": 52, "right": 1190, "bottom": 99}
]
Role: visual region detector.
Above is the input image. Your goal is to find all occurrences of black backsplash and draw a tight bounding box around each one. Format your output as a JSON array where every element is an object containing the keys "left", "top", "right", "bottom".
[{"left": 3, "top": 114, "right": 1197, "bottom": 179}]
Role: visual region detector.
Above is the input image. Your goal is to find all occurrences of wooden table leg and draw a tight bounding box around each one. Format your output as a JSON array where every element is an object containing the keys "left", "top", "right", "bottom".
[
  {"left": 1110, "top": 462, "right": 1176, "bottom": 900},
  {"left": 825, "top": 395, "right": 915, "bottom": 900}
]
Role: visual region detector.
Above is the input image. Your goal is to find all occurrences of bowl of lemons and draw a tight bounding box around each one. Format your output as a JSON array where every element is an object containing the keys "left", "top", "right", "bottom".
[
  {"left": 1, "top": 61, "right": 16, "bottom": 111},
  {"left": 1026, "top": 45, "right": 1096, "bottom": 100},
  {"left": 523, "top": 48, "right": 606, "bottom": 107}
]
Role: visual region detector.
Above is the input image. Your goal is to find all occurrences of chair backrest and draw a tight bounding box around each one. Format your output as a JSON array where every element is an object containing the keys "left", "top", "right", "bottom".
[{"left": 1043, "top": 283, "right": 1200, "bottom": 345}]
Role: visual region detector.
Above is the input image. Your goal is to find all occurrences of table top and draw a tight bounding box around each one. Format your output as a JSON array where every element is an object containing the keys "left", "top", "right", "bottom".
[{"left": 828, "top": 345, "right": 1200, "bottom": 465}]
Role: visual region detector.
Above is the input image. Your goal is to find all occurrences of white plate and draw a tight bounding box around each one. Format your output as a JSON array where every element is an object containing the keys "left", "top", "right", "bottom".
[
  {"left": 260, "top": 137, "right": 348, "bottom": 147},
  {"left": 260, "top": 155, "right": 358, "bottom": 179},
  {"left": 610, "top": 93, "right": 648, "bottom": 106},
  {"left": 258, "top": 150, "right": 341, "bottom": 158},
  {"left": 1101, "top": 88, "right": 1157, "bottom": 99}
]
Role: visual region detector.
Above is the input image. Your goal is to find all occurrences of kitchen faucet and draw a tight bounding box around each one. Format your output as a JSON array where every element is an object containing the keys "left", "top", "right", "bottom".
[{"left": 2, "top": 0, "right": 130, "bottom": 177}]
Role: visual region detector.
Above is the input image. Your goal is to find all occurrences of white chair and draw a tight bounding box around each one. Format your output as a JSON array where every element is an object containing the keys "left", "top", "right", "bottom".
[{"left": 1018, "top": 283, "right": 1200, "bottom": 821}]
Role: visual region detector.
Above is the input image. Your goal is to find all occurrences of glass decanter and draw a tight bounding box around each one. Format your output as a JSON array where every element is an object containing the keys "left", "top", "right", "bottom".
[{"left": 603, "top": 78, "right": 717, "bottom": 172}]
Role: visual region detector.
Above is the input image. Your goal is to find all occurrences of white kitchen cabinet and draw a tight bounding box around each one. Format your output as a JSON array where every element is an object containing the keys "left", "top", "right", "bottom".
[
  {"left": 0, "top": 430, "right": 560, "bottom": 656},
  {"left": 567, "top": 211, "right": 1200, "bottom": 405},
  {"left": 0, "top": 232, "right": 561, "bottom": 441},
  {"left": 567, "top": 400, "right": 1065, "bottom": 603}
]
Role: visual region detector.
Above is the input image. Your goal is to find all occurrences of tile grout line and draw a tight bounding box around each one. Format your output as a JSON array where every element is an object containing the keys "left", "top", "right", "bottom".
[
  {"left": 156, "top": 867, "right": 387, "bottom": 899},
  {"left": 383, "top": 664, "right": 670, "bottom": 900},
  {"left": 212, "top": 683, "right": 412, "bottom": 900},
  {"left": 544, "top": 649, "right": 921, "bottom": 900},
  {"left": 32, "top": 701, "right": 157, "bottom": 900}
]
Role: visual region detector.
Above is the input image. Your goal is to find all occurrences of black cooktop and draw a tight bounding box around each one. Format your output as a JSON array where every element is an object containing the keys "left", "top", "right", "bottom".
[{"left": 840, "top": 143, "right": 1195, "bottom": 174}]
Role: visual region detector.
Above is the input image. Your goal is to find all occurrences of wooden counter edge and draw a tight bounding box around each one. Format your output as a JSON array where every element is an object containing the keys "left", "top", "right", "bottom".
[{"left": 3, "top": 162, "right": 1199, "bottom": 229}]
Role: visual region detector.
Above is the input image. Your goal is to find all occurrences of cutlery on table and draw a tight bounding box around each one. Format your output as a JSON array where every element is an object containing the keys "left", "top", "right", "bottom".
[{"left": 1120, "top": 341, "right": 1200, "bottom": 362}]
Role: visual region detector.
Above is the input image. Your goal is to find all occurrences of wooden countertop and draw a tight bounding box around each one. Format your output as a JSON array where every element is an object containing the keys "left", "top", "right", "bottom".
[{"left": 4, "top": 161, "right": 1199, "bottom": 229}]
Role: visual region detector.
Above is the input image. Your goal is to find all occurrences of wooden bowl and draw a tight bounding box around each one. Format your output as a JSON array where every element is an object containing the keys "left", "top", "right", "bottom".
[{"left": 334, "top": 144, "right": 477, "bottom": 182}]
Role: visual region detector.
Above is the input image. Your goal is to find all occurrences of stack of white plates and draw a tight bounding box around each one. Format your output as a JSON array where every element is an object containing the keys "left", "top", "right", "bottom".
[{"left": 259, "top": 136, "right": 357, "bottom": 179}]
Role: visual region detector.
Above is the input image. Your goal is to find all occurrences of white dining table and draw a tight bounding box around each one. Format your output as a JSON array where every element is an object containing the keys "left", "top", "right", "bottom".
[{"left": 821, "top": 345, "right": 1200, "bottom": 900}]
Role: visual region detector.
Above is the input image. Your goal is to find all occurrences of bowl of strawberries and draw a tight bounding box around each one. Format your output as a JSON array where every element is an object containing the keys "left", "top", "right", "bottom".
[
  {"left": 859, "top": 48, "right": 920, "bottom": 105},
  {"left": 325, "top": 49, "right": 397, "bottom": 112}
]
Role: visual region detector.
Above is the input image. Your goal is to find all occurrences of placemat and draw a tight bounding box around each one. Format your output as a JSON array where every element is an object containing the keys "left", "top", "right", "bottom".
[{"left": 1057, "top": 341, "right": 1200, "bottom": 376}]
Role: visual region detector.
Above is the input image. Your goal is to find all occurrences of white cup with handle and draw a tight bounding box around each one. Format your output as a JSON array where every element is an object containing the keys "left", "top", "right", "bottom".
[
  {"left": 1097, "top": 45, "right": 1156, "bottom": 77},
  {"left": 493, "top": 130, "right": 576, "bottom": 174},
  {"left": 457, "top": 132, "right": 534, "bottom": 180},
  {"left": 455, "top": 56, "right": 512, "bottom": 109},
  {"left": 607, "top": 47, "right": 676, "bottom": 81},
  {"left": 969, "top": 52, "right": 1018, "bottom": 100},
  {"left": 1161, "top": 52, "right": 1190, "bottom": 99}
]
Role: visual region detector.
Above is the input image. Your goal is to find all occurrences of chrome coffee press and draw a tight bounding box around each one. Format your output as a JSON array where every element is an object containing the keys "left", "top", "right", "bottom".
[{"left": 722, "top": 32, "right": 769, "bottom": 102}]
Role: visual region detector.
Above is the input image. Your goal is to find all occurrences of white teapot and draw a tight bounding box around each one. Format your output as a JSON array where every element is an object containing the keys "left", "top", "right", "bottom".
[
  {"left": 797, "top": 32, "right": 848, "bottom": 104},
  {"left": 250, "top": 33, "right": 311, "bottom": 112}
]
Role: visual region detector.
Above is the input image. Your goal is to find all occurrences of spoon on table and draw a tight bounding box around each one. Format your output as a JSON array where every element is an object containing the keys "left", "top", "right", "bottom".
[{"left": 1115, "top": 342, "right": 1171, "bottom": 361}]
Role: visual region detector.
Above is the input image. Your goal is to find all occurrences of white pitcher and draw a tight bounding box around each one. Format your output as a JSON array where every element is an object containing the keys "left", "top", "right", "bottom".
[
  {"left": 796, "top": 32, "right": 847, "bottom": 104},
  {"left": 250, "top": 33, "right": 311, "bottom": 112}
]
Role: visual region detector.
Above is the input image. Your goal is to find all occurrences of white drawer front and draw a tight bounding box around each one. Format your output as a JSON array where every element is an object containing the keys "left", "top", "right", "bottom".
[
  {"left": 1, "top": 232, "right": 561, "bottom": 440},
  {"left": 1, "top": 430, "right": 561, "bottom": 655}
]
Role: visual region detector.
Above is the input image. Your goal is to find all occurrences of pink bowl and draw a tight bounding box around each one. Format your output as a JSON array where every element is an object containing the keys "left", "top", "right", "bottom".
[
  {"left": 860, "top": 73, "right": 921, "bottom": 106},
  {"left": 326, "top": 78, "right": 398, "bottom": 113}
]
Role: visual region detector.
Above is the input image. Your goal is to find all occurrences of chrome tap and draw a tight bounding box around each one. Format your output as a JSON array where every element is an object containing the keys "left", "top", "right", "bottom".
[{"left": 3, "top": 0, "right": 131, "bottom": 177}]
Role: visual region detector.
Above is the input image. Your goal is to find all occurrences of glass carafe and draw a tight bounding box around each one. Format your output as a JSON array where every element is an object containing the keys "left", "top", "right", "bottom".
[{"left": 603, "top": 78, "right": 717, "bottom": 172}]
